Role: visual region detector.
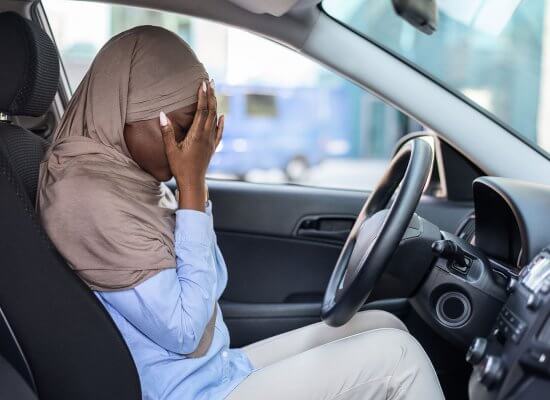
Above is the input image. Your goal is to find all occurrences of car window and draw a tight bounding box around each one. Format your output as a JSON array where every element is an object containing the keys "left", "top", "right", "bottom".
[
  {"left": 323, "top": 0, "right": 550, "bottom": 157},
  {"left": 42, "top": 0, "right": 423, "bottom": 191}
]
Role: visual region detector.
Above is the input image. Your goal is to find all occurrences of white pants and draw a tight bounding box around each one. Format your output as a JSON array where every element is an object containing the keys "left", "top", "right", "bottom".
[{"left": 228, "top": 310, "right": 445, "bottom": 400}]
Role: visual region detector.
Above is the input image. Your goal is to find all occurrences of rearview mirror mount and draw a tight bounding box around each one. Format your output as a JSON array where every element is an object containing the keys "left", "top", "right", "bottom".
[{"left": 392, "top": 0, "right": 438, "bottom": 35}]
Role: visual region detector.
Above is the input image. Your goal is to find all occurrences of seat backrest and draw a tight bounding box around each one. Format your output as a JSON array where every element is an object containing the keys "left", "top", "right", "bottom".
[
  {"left": 0, "top": 12, "right": 141, "bottom": 399},
  {"left": 0, "top": 123, "right": 49, "bottom": 204}
]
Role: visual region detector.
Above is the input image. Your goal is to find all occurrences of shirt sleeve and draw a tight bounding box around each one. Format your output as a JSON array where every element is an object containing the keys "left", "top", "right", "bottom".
[{"left": 98, "top": 205, "right": 218, "bottom": 355}]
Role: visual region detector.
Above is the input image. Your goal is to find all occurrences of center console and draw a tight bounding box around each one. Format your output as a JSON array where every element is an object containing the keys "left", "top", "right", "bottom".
[{"left": 468, "top": 246, "right": 550, "bottom": 399}]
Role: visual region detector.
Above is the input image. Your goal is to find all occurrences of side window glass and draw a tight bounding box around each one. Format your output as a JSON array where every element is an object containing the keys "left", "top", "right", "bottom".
[{"left": 42, "top": 0, "right": 423, "bottom": 190}]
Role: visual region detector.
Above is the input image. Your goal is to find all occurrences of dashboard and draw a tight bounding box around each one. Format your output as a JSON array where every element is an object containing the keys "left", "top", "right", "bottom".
[
  {"left": 411, "top": 176, "right": 550, "bottom": 351},
  {"left": 468, "top": 246, "right": 550, "bottom": 399},
  {"left": 471, "top": 177, "right": 550, "bottom": 272}
]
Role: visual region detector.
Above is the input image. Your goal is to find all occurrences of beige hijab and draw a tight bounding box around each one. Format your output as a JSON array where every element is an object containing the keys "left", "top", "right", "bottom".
[{"left": 37, "top": 25, "right": 216, "bottom": 357}]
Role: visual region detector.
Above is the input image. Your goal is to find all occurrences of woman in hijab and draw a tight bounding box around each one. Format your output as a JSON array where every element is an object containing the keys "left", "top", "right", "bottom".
[{"left": 37, "top": 26, "right": 443, "bottom": 400}]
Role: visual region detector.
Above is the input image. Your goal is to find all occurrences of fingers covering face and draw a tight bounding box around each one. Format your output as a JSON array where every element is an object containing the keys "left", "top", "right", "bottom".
[
  {"left": 204, "top": 79, "right": 218, "bottom": 138},
  {"left": 159, "top": 111, "right": 176, "bottom": 153},
  {"left": 189, "top": 80, "right": 219, "bottom": 142},
  {"left": 216, "top": 115, "right": 224, "bottom": 147},
  {"left": 190, "top": 81, "right": 209, "bottom": 134},
  {"left": 207, "top": 79, "right": 217, "bottom": 114}
]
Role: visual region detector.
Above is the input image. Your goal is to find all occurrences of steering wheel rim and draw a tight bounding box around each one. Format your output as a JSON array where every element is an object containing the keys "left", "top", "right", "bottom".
[{"left": 321, "top": 138, "right": 434, "bottom": 327}]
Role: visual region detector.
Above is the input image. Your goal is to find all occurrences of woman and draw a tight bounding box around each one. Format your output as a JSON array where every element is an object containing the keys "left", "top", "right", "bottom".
[{"left": 37, "top": 26, "right": 443, "bottom": 400}]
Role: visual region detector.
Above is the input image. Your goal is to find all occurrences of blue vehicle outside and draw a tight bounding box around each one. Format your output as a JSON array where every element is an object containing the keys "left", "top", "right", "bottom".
[{"left": 209, "top": 83, "right": 355, "bottom": 179}]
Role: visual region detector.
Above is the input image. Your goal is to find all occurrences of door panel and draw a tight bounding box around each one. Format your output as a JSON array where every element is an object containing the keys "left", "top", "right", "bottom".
[
  {"left": 219, "top": 233, "right": 339, "bottom": 303},
  {"left": 208, "top": 180, "right": 364, "bottom": 237},
  {"left": 207, "top": 180, "right": 473, "bottom": 346}
]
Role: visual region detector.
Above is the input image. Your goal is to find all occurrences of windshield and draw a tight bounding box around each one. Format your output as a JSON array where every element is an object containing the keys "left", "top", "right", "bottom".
[{"left": 323, "top": 0, "right": 550, "bottom": 155}]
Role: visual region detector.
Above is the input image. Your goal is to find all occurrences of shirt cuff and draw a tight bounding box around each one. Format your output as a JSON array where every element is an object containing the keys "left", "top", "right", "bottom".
[{"left": 175, "top": 209, "right": 211, "bottom": 246}]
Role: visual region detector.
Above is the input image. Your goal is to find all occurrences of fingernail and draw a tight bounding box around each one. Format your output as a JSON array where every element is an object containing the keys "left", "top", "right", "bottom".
[
  {"left": 159, "top": 111, "right": 168, "bottom": 127},
  {"left": 210, "top": 79, "right": 215, "bottom": 89},
  {"left": 202, "top": 81, "right": 207, "bottom": 93}
]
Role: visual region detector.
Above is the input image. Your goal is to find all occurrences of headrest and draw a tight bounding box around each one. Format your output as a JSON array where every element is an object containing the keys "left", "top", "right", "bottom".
[{"left": 0, "top": 12, "right": 59, "bottom": 117}]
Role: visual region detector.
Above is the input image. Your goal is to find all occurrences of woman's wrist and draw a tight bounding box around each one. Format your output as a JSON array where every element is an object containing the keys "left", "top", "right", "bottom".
[{"left": 176, "top": 177, "right": 206, "bottom": 211}]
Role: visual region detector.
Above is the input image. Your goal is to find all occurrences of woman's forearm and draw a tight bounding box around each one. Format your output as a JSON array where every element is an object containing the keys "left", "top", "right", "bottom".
[{"left": 171, "top": 207, "right": 218, "bottom": 353}]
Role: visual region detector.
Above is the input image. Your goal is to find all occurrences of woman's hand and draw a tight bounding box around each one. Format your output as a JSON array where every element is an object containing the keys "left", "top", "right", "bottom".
[{"left": 160, "top": 80, "right": 224, "bottom": 211}]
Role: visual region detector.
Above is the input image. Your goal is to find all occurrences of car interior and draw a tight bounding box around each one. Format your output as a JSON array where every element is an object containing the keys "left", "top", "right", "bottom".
[{"left": 0, "top": 0, "right": 549, "bottom": 399}]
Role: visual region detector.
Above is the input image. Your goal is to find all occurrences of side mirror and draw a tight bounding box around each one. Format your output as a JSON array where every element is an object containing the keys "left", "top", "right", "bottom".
[{"left": 392, "top": 0, "right": 438, "bottom": 35}]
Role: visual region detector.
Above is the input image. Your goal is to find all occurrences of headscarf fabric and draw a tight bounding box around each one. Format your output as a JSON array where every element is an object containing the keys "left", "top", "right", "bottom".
[{"left": 37, "top": 25, "right": 209, "bottom": 291}]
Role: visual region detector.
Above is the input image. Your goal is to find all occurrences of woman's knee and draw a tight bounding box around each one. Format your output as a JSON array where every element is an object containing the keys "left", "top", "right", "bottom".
[
  {"left": 365, "top": 329, "right": 443, "bottom": 399},
  {"left": 350, "top": 309, "right": 408, "bottom": 332},
  {"left": 308, "top": 328, "right": 441, "bottom": 399}
]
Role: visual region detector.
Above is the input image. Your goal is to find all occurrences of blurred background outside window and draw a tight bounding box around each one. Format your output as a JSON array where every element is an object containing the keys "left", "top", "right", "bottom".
[
  {"left": 324, "top": 0, "right": 550, "bottom": 155},
  {"left": 42, "top": 0, "right": 423, "bottom": 190}
]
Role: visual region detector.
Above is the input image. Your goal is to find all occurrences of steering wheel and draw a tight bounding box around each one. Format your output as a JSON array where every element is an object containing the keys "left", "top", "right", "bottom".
[{"left": 321, "top": 138, "right": 434, "bottom": 327}]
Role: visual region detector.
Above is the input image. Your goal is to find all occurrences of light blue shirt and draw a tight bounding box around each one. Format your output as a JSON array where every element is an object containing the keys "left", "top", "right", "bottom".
[{"left": 95, "top": 202, "right": 253, "bottom": 400}]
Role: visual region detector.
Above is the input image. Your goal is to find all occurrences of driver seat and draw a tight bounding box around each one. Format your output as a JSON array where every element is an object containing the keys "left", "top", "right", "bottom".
[{"left": 0, "top": 11, "right": 141, "bottom": 399}]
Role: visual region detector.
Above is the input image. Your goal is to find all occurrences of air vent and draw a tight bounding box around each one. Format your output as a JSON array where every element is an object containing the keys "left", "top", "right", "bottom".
[{"left": 457, "top": 213, "right": 476, "bottom": 244}]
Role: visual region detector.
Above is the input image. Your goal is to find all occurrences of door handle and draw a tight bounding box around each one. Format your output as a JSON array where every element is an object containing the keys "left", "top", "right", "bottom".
[
  {"left": 296, "top": 228, "right": 350, "bottom": 241},
  {"left": 295, "top": 216, "right": 355, "bottom": 242}
]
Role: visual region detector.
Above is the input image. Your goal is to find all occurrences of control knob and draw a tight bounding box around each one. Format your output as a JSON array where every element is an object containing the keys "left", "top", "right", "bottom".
[
  {"left": 478, "top": 355, "right": 505, "bottom": 389},
  {"left": 466, "top": 337, "right": 487, "bottom": 365},
  {"left": 431, "top": 239, "right": 473, "bottom": 273}
]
